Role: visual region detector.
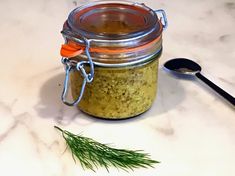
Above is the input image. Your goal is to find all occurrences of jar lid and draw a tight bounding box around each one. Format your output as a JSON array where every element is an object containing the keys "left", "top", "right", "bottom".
[{"left": 62, "top": 0, "right": 163, "bottom": 48}]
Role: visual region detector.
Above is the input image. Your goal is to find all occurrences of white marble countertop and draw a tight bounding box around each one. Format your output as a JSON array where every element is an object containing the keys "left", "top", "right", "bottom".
[{"left": 0, "top": 0, "right": 235, "bottom": 175}]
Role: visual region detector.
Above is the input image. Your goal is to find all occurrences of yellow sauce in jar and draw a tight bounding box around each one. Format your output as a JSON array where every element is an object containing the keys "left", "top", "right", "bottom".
[{"left": 71, "top": 59, "right": 158, "bottom": 119}]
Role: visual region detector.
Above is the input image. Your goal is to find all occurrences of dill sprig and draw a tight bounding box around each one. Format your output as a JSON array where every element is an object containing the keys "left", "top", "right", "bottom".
[{"left": 54, "top": 126, "right": 159, "bottom": 171}]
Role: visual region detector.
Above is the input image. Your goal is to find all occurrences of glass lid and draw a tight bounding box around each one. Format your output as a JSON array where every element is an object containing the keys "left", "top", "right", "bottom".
[{"left": 65, "top": 0, "right": 161, "bottom": 40}]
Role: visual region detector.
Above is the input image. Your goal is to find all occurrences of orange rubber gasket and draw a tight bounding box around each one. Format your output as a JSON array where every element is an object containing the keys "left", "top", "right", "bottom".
[{"left": 60, "top": 24, "right": 162, "bottom": 58}]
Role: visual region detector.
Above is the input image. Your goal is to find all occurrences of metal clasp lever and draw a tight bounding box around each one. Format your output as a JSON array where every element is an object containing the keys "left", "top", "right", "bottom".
[
  {"left": 61, "top": 58, "right": 87, "bottom": 106},
  {"left": 61, "top": 37, "right": 94, "bottom": 106},
  {"left": 61, "top": 59, "right": 94, "bottom": 107},
  {"left": 155, "top": 9, "right": 168, "bottom": 30}
]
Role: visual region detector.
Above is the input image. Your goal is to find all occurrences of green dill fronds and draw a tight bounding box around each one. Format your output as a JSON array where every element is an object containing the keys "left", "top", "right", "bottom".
[{"left": 54, "top": 126, "right": 159, "bottom": 171}]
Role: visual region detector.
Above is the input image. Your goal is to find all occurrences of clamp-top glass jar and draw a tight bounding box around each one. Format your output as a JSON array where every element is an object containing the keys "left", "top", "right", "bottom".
[{"left": 60, "top": 0, "right": 167, "bottom": 119}]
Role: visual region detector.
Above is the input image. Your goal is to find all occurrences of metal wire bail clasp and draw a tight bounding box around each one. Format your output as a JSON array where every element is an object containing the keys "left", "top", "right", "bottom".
[
  {"left": 155, "top": 9, "right": 168, "bottom": 30},
  {"left": 61, "top": 38, "right": 94, "bottom": 106}
]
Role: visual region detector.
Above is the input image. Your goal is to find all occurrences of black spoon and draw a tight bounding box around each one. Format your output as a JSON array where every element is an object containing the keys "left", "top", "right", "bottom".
[{"left": 164, "top": 58, "right": 235, "bottom": 106}]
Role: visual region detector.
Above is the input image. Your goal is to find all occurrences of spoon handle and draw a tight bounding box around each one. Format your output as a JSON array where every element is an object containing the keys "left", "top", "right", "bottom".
[{"left": 195, "top": 72, "right": 235, "bottom": 106}]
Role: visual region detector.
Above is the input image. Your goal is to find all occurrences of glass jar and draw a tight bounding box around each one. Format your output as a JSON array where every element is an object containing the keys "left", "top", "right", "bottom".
[{"left": 60, "top": 0, "right": 167, "bottom": 119}]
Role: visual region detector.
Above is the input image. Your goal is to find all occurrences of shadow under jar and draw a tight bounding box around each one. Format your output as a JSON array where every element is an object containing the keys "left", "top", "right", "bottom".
[{"left": 60, "top": 0, "right": 167, "bottom": 119}]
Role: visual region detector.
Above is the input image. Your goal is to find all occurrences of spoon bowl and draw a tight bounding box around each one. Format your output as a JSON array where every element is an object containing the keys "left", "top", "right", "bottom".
[{"left": 164, "top": 58, "right": 201, "bottom": 75}]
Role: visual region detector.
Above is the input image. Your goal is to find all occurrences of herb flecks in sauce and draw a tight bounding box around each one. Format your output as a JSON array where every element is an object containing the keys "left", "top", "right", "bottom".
[{"left": 71, "top": 59, "right": 158, "bottom": 119}]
